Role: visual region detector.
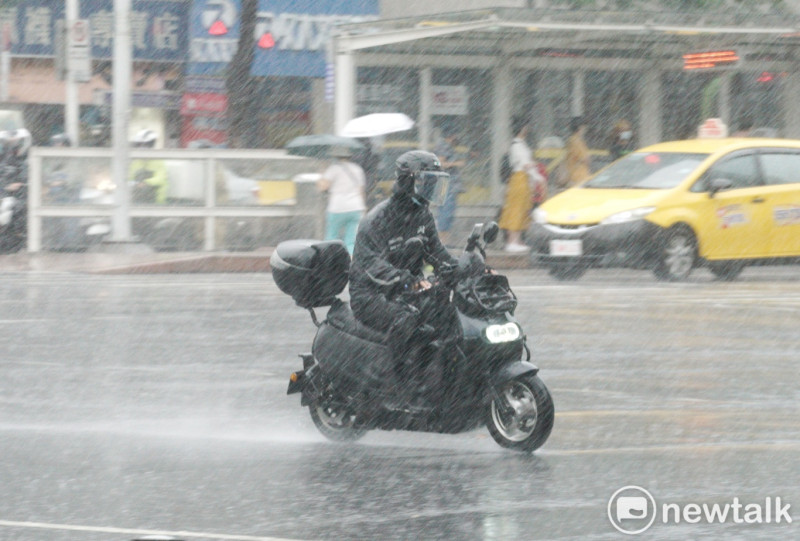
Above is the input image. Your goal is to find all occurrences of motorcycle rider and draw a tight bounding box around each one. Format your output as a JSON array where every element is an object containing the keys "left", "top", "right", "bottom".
[
  {"left": 349, "top": 150, "right": 459, "bottom": 408},
  {"left": 130, "top": 129, "right": 168, "bottom": 204}
]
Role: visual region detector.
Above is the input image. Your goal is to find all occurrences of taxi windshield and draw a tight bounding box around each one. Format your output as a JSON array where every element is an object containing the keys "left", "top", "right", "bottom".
[{"left": 585, "top": 152, "right": 708, "bottom": 190}]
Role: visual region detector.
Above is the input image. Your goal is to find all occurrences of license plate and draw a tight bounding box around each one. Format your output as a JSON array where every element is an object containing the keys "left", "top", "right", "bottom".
[{"left": 550, "top": 239, "right": 583, "bottom": 257}]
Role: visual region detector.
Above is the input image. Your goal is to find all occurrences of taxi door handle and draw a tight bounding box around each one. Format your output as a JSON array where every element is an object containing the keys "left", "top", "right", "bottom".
[{"left": 752, "top": 197, "right": 766, "bottom": 203}]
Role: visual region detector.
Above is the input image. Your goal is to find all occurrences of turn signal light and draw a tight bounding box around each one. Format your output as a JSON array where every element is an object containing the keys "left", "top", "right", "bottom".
[{"left": 290, "top": 372, "right": 299, "bottom": 383}]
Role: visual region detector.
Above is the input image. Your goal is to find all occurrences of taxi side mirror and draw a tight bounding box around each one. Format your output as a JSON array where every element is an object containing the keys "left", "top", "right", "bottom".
[{"left": 709, "top": 177, "right": 733, "bottom": 198}]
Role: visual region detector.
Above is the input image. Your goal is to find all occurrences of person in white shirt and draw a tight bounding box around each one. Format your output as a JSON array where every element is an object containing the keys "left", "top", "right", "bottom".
[{"left": 317, "top": 146, "right": 367, "bottom": 254}]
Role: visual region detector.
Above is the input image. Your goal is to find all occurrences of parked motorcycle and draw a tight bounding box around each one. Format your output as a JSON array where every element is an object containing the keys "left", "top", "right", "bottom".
[
  {"left": 271, "top": 222, "right": 554, "bottom": 452},
  {"left": 43, "top": 167, "right": 113, "bottom": 251},
  {"left": 0, "top": 139, "right": 28, "bottom": 253},
  {"left": 0, "top": 178, "right": 25, "bottom": 252}
]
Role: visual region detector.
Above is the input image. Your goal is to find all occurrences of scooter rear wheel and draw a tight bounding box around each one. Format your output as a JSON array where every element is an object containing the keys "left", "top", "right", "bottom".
[
  {"left": 486, "top": 374, "right": 554, "bottom": 452},
  {"left": 309, "top": 398, "right": 367, "bottom": 442}
]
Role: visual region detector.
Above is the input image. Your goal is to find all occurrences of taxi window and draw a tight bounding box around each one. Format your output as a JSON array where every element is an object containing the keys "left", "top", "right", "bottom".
[
  {"left": 585, "top": 152, "right": 706, "bottom": 189},
  {"left": 759, "top": 152, "right": 800, "bottom": 185},
  {"left": 692, "top": 154, "right": 760, "bottom": 192}
]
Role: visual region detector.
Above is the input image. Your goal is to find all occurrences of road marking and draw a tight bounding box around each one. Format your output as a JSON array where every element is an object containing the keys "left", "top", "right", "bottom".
[
  {"left": 0, "top": 520, "right": 300, "bottom": 541},
  {"left": 542, "top": 441, "right": 800, "bottom": 456}
]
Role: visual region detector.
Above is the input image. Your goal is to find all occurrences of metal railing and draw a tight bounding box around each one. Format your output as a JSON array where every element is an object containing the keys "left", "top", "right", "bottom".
[{"left": 27, "top": 147, "right": 325, "bottom": 252}]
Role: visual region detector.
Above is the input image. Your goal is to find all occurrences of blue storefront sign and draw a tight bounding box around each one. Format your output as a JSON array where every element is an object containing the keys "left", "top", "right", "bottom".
[
  {"left": 1, "top": 0, "right": 187, "bottom": 62},
  {"left": 187, "top": 0, "right": 241, "bottom": 75},
  {"left": 250, "top": 0, "right": 378, "bottom": 77},
  {"left": 187, "top": 0, "right": 378, "bottom": 77}
]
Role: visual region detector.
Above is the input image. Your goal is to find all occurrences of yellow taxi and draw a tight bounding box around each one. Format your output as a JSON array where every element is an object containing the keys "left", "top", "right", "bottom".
[{"left": 528, "top": 137, "right": 800, "bottom": 281}]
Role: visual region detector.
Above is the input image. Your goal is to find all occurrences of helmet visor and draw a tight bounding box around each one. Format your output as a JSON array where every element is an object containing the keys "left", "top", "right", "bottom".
[{"left": 415, "top": 171, "right": 449, "bottom": 206}]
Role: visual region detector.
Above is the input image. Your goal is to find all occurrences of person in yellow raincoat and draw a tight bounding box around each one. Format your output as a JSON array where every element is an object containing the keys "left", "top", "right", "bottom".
[
  {"left": 565, "top": 116, "right": 590, "bottom": 187},
  {"left": 129, "top": 129, "right": 168, "bottom": 204}
]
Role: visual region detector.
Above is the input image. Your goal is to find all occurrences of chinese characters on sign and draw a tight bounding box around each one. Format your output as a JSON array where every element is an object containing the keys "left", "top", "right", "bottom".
[
  {"left": 25, "top": 6, "right": 52, "bottom": 47},
  {"left": 8, "top": 1, "right": 187, "bottom": 61}
]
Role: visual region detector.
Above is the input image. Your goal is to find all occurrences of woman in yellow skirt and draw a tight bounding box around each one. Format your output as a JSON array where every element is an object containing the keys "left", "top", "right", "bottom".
[{"left": 498, "top": 119, "right": 542, "bottom": 252}]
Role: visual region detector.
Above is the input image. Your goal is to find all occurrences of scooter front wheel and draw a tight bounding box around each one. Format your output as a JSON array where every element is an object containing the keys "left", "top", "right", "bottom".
[
  {"left": 486, "top": 374, "right": 554, "bottom": 452},
  {"left": 309, "top": 398, "right": 367, "bottom": 443}
]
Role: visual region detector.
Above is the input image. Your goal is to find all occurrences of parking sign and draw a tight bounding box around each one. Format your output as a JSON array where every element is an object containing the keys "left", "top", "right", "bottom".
[{"left": 68, "top": 19, "right": 92, "bottom": 82}]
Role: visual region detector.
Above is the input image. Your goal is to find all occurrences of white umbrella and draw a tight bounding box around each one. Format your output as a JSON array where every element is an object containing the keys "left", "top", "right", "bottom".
[{"left": 340, "top": 113, "right": 415, "bottom": 138}]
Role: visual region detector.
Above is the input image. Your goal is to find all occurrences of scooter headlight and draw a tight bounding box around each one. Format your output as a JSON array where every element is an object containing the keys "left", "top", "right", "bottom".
[{"left": 484, "top": 323, "right": 521, "bottom": 343}]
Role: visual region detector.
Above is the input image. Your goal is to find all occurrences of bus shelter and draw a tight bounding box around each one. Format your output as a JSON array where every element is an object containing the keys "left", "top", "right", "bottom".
[{"left": 332, "top": 7, "right": 800, "bottom": 203}]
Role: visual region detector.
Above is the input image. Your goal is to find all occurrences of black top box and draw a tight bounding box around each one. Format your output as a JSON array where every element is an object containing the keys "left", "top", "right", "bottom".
[{"left": 271, "top": 239, "right": 350, "bottom": 308}]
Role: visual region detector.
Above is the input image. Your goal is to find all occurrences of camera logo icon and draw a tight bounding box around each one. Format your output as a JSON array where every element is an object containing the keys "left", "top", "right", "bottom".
[{"left": 608, "top": 486, "right": 656, "bottom": 534}]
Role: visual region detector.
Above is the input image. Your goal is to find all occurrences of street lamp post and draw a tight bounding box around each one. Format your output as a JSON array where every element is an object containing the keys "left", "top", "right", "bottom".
[
  {"left": 65, "top": 0, "right": 80, "bottom": 146},
  {"left": 111, "top": 0, "right": 132, "bottom": 241}
]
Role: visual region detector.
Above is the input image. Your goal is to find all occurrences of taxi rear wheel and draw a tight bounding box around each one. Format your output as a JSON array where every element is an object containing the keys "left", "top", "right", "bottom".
[{"left": 653, "top": 226, "right": 696, "bottom": 281}]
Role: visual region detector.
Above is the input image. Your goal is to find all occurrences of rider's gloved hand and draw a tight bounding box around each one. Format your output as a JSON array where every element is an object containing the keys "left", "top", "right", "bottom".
[
  {"left": 412, "top": 279, "right": 432, "bottom": 291},
  {"left": 438, "top": 261, "right": 459, "bottom": 286}
]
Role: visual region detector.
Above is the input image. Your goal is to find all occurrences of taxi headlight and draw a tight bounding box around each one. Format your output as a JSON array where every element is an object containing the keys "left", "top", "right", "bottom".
[
  {"left": 533, "top": 208, "right": 548, "bottom": 224},
  {"left": 600, "top": 206, "right": 656, "bottom": 225},
  {"left": 484, "top": 323, "right": 521, "bottom": 343}
]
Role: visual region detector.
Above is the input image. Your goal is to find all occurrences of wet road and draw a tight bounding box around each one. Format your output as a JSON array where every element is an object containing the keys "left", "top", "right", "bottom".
[{"left": 1, "top": 266, "right": 799, "bottom": 540}]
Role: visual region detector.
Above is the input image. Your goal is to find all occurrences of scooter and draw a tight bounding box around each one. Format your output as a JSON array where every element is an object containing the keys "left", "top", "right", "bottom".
[{"left": 271, "top": 222, "right": 554, "bottom": 452}]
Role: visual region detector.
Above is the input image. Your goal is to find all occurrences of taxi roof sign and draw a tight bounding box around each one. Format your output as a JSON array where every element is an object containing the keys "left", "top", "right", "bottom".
[{"left": 698, "top": 118, "right": 728, "bottom": 139}]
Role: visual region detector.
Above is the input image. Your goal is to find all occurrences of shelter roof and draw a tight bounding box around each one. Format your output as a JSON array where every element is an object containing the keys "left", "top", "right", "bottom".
[{"left": 334, "top": 7, "right": 800, "bottom": 62}]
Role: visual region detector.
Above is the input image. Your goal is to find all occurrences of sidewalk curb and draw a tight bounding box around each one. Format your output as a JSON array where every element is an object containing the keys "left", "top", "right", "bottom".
[
  {"left": 0, "top": 248, "right": 533, "bottom": 274},
  {"left": 96, "top": 254, "right": 272, "bottom": 274}
]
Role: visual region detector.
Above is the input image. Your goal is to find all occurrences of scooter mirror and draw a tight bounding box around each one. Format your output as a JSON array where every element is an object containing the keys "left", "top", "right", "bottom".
[
  {"left": 468, "top": 223, "right": 483, "bottom": 243},
  {"left": 483, "top": 221, "right": 500, "bottom": 244}
]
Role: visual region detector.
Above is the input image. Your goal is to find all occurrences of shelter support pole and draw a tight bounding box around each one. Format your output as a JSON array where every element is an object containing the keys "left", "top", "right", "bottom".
[
  {"left": 491, "top": 61, "right": 512, "bottom": 204},
  {"left": 334, "top": 41, "right": 356, "bottom": 136},
  {"left": 111, "top": 0, "right": 132, "bottom": 241},
  {"left": 783, "top": 71, "right": 800, "bottom": 138},
  {"left": 639, "top": 67, "right": 662, "bottom": 146},
  {"left": 718, "top": 73, "right": 731, "bottom": 126},
  {"left": 534, "top": 71, "right": 558, "bottom": 141},
  {"left": 419, "top": 67, "right": 432, "bottom": 150},
  {"left": 311, "top": 78, "right": 333, "bottom": 134},
  {"left": 571, "top": 70, "right": 584, "bottom": 117}
]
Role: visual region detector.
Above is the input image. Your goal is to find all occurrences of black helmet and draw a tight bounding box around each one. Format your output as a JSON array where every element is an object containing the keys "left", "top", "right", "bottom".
[{"left": 394, "top": 150, "right": 449, "bottom": 206}]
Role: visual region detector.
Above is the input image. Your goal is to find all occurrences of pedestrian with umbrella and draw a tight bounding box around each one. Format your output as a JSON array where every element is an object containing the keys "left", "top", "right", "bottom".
[
  {"left": 340, "top": 113, "right": 416, "bottom": 208},
  {"left": 317, "top": 145, "right": 367, "bottom": 254}
]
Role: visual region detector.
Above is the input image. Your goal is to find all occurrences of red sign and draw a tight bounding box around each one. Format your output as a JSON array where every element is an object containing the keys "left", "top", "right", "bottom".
[
  {"left": 181, "top": 116, "right": 227, "bottom": 147},
  {"left": 180, "top": 92, "right": 228, "bottom": 115},
  {"left": 71, "top": 20, "right": 89, "bottom": 45}
]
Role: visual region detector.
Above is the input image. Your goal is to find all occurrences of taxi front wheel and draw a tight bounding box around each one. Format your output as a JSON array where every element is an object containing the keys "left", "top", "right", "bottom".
[{"left": 653, "top": 226, "right": 696, "bottom": 281}]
